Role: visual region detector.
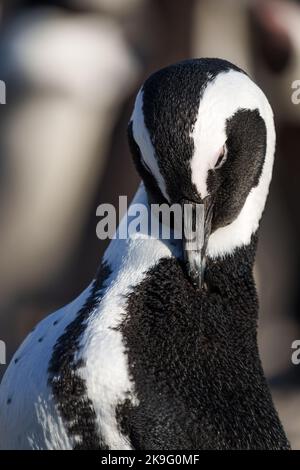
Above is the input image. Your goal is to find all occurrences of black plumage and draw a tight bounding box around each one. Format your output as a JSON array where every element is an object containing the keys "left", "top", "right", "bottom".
[
  {"left": 116, "top": 237, "right": 289, "bottom": 449},
  {"left": 1, "top": 58, "right": 287, "bottom": 450},
  {"left": 117, "top": 58, "right": 290, "bottom": 449}
]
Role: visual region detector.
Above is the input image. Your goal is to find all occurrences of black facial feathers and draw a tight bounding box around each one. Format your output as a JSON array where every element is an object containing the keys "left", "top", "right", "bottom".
[
  {"left": 129, "top": 58, "right": 267, "bottom": 234},
  {"left": 208, "top": 108, "right": 267, "bottom": 231},
  {"left": 130, "top": 58, "right": 245, "bottom": 204}
]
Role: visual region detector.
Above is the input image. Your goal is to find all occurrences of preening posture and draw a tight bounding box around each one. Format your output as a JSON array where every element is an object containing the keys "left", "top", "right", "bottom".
[{"left": 0, "top": 59, "right": 290, "bottom": 449}]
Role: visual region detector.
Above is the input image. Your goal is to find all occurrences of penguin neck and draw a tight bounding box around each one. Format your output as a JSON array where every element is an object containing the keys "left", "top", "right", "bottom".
[
  {"left": 102, "top": 183, "right": 259, "bottom": 289},
  {"left": 102, "top": 183, "right": 181, "bottom": 279},
  {"left": 205, "top": 234, "right": 258, "bottom": 302},
  {"left": 206, "top": 233, "right": 258, "bottom": 278}
]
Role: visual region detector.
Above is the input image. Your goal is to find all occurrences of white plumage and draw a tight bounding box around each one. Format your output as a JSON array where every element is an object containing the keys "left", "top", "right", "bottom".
[{"left": 0, "top": 185, "right": 179, "bottom": 449}]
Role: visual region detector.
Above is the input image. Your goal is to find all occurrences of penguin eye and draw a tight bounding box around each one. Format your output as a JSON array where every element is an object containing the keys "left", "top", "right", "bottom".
[{"left": 214, "top": 144, "right": 228, "bottom": 169}]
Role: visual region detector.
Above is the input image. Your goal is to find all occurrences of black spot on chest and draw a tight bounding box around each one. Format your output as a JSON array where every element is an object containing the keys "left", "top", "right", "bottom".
[
  {"left": 48, "top": 263, "right": 111, "bottom": 450},
  {"left": 117, "top": 239, "right": 289, "bottom": 450}
]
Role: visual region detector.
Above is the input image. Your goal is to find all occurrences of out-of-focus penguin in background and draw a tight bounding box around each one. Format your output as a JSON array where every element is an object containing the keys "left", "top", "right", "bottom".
[{"left": 0, "top": 0, "right": 141, "bottom": 363}]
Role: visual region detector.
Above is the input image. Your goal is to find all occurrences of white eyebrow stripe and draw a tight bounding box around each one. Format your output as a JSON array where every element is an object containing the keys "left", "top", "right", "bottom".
[
  {"left": 131, "top": 89, "right": 169, "bottom": 202},
  {"left": 190, "top": 70, "right": 270, "bottom": 198},
  {"left": 189, "top": 70, "right": 275, "bottom": 258}
]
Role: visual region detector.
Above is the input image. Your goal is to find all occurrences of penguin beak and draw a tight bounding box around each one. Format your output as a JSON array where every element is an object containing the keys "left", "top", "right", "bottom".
[{"left": 181, "top": 197, "right": 213, "bottom": 289}]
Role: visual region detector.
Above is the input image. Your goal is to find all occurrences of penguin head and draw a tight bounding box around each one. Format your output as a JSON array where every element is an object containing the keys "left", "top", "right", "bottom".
[{"left": 129, "top": 58, "right": 275, "bottom": 287}]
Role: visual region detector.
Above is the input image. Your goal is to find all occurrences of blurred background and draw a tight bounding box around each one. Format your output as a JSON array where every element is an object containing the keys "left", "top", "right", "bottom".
[{"left": 0, "top": 0, "right": 299, "bottom": 448}]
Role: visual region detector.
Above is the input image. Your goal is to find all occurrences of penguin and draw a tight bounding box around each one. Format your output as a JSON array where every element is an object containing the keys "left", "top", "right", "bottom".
[{"left": 0, "top": 58, "right": 290, "bottom": 450}]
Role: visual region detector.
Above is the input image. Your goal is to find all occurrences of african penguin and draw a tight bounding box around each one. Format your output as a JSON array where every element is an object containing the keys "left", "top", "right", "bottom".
[{"left": 0, "top": 58, "right": 290, "bottom": 450}]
